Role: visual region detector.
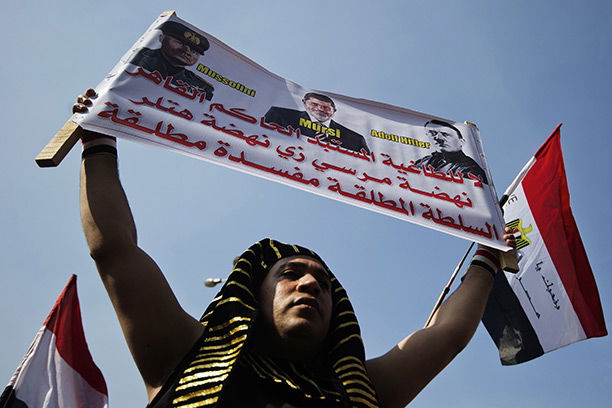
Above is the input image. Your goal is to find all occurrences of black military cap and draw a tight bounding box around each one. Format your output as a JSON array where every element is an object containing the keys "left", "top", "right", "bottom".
[{"left": 158, "top": 21, "right": 210, "bottom": 54}]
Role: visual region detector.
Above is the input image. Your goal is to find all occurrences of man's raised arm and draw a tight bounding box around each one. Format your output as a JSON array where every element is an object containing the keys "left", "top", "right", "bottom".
[
  {"left": 77, "top": 90, "right": 204, "bottom": 401},
  {"left": 366, "top": 241, "right": 513, "bottom": 408}
]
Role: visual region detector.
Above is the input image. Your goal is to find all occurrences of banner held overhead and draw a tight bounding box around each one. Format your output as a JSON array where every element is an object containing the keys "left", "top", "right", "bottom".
[{"left": 72, "top": 11, "right": 508, "bottom": 250}]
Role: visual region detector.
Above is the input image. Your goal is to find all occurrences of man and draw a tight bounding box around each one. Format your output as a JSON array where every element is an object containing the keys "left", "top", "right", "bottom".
[
  {"left": 264, "top": 93, "right": 370, "bottom": 154},
  {"left": 75, "top": 90, "right": 514, "bottom": 407},
  {"left": 414, "top": 119, "right": 488, "bottom": 184},
  {"left": 130, "top": 21, "right": 215, "bottom": 100}
]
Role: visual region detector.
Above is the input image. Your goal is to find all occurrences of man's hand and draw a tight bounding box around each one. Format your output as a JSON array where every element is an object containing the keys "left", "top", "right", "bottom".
[
  {"left": 73, "top": 88, "right": 96, "bottom": 113},
  {"left": 73, "top": 89, "right": 114, "bottom": 144},
  {"left": 503, "top": 226, "right": 517, "bottom": 248}
]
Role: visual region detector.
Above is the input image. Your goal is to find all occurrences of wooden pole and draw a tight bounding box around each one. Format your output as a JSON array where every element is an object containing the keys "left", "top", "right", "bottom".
[
  {"left": 424, "top": 193, "right": 519, "bottom": 327},
  {"left": 35, "top": 120, "right": 83, "bottom": 167},
  {"left": 497, "top": 194, "right": 519, "bottom": 273},
  {"left": 463, "top": 121, "right": 519, "bottom": 273},
  {"left": 424, "top": 242, "right": 475, "bottom": 327}
]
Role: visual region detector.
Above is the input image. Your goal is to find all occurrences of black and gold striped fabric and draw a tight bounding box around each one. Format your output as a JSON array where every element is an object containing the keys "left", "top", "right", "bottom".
[{"left": 171, "top": 239, "right": 380, "bottom": 408}]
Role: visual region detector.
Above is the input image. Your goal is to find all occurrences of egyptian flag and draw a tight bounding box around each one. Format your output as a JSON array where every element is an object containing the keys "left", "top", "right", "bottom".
[
  {"left": 482, "top": 124, "right": 606, "bottom": 365},
  {"left": 0, "top": 275, "right": 108, "bottom": 407}
]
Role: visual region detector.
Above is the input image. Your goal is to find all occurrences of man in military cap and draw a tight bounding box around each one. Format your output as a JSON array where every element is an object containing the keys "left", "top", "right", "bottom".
[{"left": 131, "top": 21, "right": 215, "bottom": 100}]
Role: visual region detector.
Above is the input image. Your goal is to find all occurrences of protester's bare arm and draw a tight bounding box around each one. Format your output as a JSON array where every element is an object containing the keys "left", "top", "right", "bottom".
[
  {"left": 366, "top": 234, "right": 515, "bottom": 408},
  {"left": 77, "top": 90, "right": 204, "bottom": 400}
]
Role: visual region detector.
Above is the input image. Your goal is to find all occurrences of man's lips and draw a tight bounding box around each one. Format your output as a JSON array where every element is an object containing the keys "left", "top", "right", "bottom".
[{"left": 293, "top": 297, "right": 320, "bottom": 313}]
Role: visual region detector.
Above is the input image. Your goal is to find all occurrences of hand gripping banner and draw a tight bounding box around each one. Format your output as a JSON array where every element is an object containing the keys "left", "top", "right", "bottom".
[{"left": 73, "top": 11, "right": 508, "bottom": 250}]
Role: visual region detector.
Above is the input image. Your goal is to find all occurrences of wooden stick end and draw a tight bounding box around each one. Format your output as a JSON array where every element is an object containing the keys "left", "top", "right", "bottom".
[
  {"left": 35, "top": 120, "right": 83, "bottom": 168},
  {"left": 499, "top": 249, "right": 520, "bottom": 273}
]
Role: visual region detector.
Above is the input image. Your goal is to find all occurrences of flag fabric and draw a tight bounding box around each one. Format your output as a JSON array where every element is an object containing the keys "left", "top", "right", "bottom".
[
  {"left": 0, "top": 275, "right": 108, "bottom": 407},
  {"left": 482, "top": 124, "right": 607, "bottom": 365}
]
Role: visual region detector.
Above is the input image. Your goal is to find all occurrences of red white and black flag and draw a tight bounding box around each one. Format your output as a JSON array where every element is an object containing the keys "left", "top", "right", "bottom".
[
  {"left": 0, "top": 275, "right": 108, "bottom": 407},
  {"left": 482, "top": 125, "right": 607, "bottom": 365}
]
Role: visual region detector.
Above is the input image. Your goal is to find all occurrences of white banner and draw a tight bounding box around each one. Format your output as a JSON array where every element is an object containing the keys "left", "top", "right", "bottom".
[{"left": 74, "top": 11, "right": 507, "bottom": 250}]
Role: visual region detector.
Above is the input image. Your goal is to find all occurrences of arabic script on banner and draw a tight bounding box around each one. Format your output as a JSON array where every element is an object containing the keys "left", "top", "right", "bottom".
[{"left": 74, "top": 11, "right": 508, "bottom": 250}]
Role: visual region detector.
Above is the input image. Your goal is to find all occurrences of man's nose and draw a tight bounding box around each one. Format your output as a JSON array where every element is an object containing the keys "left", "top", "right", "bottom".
[
  {"left": 296, "top": 274, "right": 321, "bottom": 294},
  {"left": 178, "top": 43, "right": 192, "bottom": 52}
]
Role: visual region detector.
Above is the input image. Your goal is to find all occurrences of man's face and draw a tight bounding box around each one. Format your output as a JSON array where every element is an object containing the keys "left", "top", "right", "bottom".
[
  {"left": 159, "top": 34, "right": 201, "bottom": 67},
  {"left": 258, "top": 256, "right": 333, "bottom": 350},
  {"left": 426, "top": 124, "right": 463, "bottom": 153},
  {"left": 303, "top": 97, "right": 336, "bottom": 122}
]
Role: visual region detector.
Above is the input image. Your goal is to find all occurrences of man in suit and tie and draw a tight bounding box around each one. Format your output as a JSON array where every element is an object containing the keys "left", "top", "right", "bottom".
[{"left": 264, "top": 92, "right": 370, "bottom": 154}]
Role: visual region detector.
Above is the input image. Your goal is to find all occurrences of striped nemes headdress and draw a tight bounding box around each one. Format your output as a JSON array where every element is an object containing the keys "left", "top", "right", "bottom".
[{"left": 171, "top": 239, "right": 380, "bottom": 408}]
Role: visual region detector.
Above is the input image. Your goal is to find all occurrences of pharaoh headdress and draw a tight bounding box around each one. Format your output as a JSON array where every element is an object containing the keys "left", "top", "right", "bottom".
[{"left": 170, "top": 239, "right": 379, "bottom": 407}]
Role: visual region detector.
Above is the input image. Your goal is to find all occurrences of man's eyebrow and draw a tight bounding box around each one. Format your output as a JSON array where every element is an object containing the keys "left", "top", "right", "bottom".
[{"left": 281, "top": 260, "right": 330, "bottom": 279}]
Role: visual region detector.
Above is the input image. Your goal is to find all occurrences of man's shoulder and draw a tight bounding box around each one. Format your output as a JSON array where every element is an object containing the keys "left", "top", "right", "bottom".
[
  {"left": 330, "top": 120, "right": 369, "bottom": 143},
  {"left": 182, "top": 70, "right": 215, "bottom": 89},
  {"left": 457, "top": 151, "right": 480, "bottom": 164},
  {"left": 264, "top": 106, "right": 306, "bottom": 124},
  {"left": 329, "top": 120, "right": 370, "bottom": 153},
  {"left": 130, "top": 47, "right": 159, "bottom": 65},
  {"left": 414, "top": 153, "right": 436, "bottom": 166},
  {"left": 331, "top": 120, "right": 358, "bottom": 135},
  {"left": 455, "top": 152, "right": 488, "bottom": 182},
  {"left": 266, "top": 106, "right": 303, "bottom": 116},
  {"left": 450, "top": 151, "right": 482, "bottom": 169},
  {"left": 172, "top": 69, "right": 215, "bottom": 100}
]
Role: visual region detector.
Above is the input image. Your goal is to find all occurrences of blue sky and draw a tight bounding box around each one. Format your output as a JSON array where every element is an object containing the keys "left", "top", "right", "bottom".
[{"left": 2, "top": 1, "right": 611, "bottom": 407}]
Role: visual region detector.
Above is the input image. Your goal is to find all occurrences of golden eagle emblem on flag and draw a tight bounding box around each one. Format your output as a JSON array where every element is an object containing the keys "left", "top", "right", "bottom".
[{"left": 505, "top": 218, "right": 533, "bottom": 249}]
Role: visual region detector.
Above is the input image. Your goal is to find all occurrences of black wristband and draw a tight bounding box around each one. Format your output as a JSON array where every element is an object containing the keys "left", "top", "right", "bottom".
[
  {"left": 81, "top": 144, "right": 118, "bottom": 159},
  {"left": 471, "top": 259, "right": 497, "bottom": 278},
  {"left": 461, "top": 247, "right": 500, "bottom": 282}
]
